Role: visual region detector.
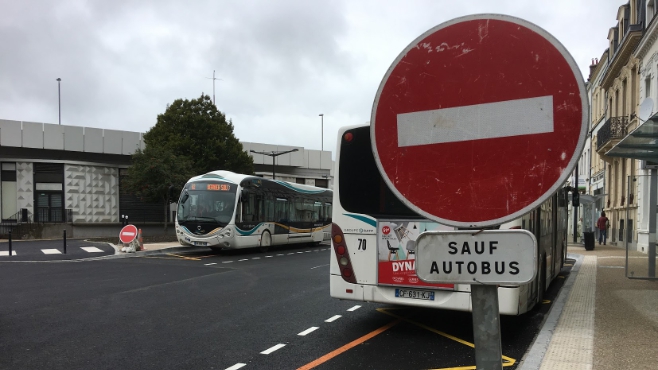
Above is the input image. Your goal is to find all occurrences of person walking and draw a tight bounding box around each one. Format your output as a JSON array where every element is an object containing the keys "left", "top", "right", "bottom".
[{"left": 596, "top": 211, "right": 609, "bottom": 245}]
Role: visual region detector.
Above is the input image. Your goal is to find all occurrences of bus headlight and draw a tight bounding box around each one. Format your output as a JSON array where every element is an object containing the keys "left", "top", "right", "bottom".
[{"left": 217, "top": 227, "right": 232, "bottom": 239}]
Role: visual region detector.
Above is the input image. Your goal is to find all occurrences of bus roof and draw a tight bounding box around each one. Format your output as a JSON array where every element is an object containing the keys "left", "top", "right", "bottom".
[{"left": 186, "top": 170, "right": 331, "bottom": 194}]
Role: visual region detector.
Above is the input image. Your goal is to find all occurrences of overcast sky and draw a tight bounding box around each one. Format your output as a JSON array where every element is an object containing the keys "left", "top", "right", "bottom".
[{"left": 1, "top": 0, "right": 623, "bottom": 155}]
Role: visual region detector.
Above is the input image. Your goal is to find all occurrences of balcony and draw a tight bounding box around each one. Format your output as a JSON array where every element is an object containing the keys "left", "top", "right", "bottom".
[{"left": 597, "top": 116, "right": 629, "bottom": 153}]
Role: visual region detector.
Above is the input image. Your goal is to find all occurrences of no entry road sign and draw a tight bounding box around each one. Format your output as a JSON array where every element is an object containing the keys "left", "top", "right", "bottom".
[
  {"left": 119, "top": 224, "right": 138, "bottom": 244},
  {"left": 371, "top": 14, "right": 588, "bottom": 227}
]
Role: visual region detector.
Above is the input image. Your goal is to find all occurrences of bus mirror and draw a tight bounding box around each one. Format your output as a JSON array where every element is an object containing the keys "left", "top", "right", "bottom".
[{"left": 180, "top": 190, "right": 189, "bottom": 205}]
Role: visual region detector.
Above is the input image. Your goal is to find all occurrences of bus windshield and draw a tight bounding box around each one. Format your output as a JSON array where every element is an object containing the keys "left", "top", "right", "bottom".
[{"left": 177, "top": 182, "right": 237, "bottom": 227}]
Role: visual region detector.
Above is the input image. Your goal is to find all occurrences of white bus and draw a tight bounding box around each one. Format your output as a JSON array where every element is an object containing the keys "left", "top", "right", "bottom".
[
  {"left": 330, "top": 125, "right": 568, "bottom": 315},
  {"left": 176, "top": 170, "right": 332, "bottom": 251}
]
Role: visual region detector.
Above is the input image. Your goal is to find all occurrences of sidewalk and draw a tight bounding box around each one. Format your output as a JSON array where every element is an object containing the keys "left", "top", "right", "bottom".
[{"left": 520, "top": 242, "right": 658, "bottom": 370}]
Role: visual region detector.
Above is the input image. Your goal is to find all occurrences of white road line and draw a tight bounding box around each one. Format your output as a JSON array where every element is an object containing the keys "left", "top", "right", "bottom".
[
  {"left": 347, "top": 305, "right": 361, "bottom": 312},
  {"left": 204, "top": 263, "right": 217, "bottom": 266},
  {"left": 305, "top": 250, "right": 311, "bottom": 253},
  {"left": 224, "top": 363, "right": 246, "bottom": 370},
  {"left": 81, "top": 247, "right": 104, "bottom": 253},
  {"left": 265, "top": 255, "right": 273, "bottom": 258},
  {"left": 0, "top": 251, "right": 16, "bottom": 256},
  {"left": 222, "top": 261, "right": 234, "bottom": 264},
  {"left": 42, "top": 249, "right": 62, "bottom": 255},
  {"left": 252, "top": 257, "right": 261, "bottom": 260},
  {"left": 238, "top": 259, "right": 249, "bottom": 262},
  {"left": 296, "top": 252, "right": 304, "bottom": 254},
  {"left": 325, "top": 315, "right": 342, "bottom": 322},
  {"left": 298, "top": 327, "right": 319, "bottom": 336},
  {"left": 397, "top": 95, "right": 554, "bottom": 147},
  {"left": 260, "top": 343, "right": 286, "bottom": 354},
  {"left": 277, "top": 254, "right": 284, "bottom": 256},
  {"left": 288, "top": 253, "right": 295, "bottom": 255},
  {"left": 311, "top": 264, "right": 329, "bottom": 270}
]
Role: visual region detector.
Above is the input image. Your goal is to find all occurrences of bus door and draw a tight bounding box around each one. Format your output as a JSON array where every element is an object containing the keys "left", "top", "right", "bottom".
[
  {"left": 287, "top": 197, "right": 313, "bottom": 242},
  {"left": 272, "top": 197, "right": 291, "bottom": 244}
]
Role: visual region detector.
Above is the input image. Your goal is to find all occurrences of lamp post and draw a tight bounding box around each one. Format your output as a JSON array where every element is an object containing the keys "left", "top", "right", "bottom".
[
  {"left": 250, "top": 149, "right": 299, "bottom": 180},
  {"left": 56, "top": 78, "right": 61, "bottom": 125},
  {"left": 206, "top": 70, "right": 222, "bottom": 105},
  {"left": 319, "top": 114, "right": 324, "bottom": 170}
]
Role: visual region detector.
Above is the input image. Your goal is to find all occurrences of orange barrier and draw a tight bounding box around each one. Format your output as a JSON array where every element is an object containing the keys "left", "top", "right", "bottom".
[{"left": 138, "top": 229, "right": 144, "bottom": 251}]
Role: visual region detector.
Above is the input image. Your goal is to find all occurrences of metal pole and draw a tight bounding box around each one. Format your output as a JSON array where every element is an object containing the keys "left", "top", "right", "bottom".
[
  {"left": 8, "top": 230, "right": 12, "bottom": 256},
  {"left": 57, "top": 78, "right": 61, "bottom": 125},
  {"left": 63, "top": 229, "right": 67, "bottom": 254},
  {"left": 573, "top": 164, "right": 578, "bottom": 243},
  {"left": 625, "top": 175, "right": 630, "bottom": 275},
  {"left": 471, "top": 284, "right": 503, "bottom": 370},
  {"left": 213, "top": 70, "right": 215, "bottom": 105},
  {"left": 648, "top": 168, "right": 656, "bottom": 277},
  {"left": 272, "top": 154, "right": 276, "bottom": 180},
  {"left": 319, "top": 114, "right": 324, "bottom": 170}
]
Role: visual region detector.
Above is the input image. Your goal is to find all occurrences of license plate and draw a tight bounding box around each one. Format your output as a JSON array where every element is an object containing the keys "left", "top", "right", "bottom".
[
  {"left": 193, "top": 241, "right": 208, "bottom": 246},
  {"left": 395, "top": 288, "right": 435, "bottom": 301}
]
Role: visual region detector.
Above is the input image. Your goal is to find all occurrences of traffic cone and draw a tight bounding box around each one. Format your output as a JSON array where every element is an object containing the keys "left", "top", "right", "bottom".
[{"left": 138, "top": 229, "right": 144, "bottom": 251}]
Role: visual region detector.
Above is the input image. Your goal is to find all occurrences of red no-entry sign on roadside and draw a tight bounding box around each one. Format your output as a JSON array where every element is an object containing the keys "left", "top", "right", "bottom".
[
  {"left": 371, "top": 14, "right": 588, "bottom": 227},
  {"left": 119, "top": 224, "right": 138, "bottom": 244}
]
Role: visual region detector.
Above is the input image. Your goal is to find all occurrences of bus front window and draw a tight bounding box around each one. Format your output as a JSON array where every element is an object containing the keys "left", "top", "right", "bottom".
[{"left": 177, "top": 182, "right": 237, "bottom": 228}]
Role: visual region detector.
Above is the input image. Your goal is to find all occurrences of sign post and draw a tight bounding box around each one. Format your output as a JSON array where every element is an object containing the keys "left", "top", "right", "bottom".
[
  {"left": 369, "top": 14, "right": 588, "bottom": 370},
  {"left": 119, "top": 224, "right": 139, "bottom": 252}
]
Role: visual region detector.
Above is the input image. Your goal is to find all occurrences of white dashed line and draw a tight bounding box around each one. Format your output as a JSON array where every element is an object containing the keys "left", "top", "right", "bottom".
[
  {"left": 311, "top": 264, "right": 328, "bottom": 270},
  {"left": 288, "top": 253, "right": 295, "bottom": 255},
  {"left": 252, "top": 257, "right": 261, "bottom": 260},
  {"left": 265, "top": 255, "right": 273, "bottom": 258},
  {"left": 0, "top": 251, "right": 16, "bottom": 256},
  {"left": 298, "top": 327, "right": 319, "bottom": 336},
  {"left": 224, "top": 363, "right": 246, "bottom": 370},
  {"left": 277, "top": 254, "right": 284, "bottom": 256},
  {"left": 81, "top": 247, "right": 104, "bottom": 253},
  {"left": 325, "top": 315, "right": 342, "bottom": 323},
  {"left": 238, "top": 259, "right": 249, "bottom": 262},
  {"left": 261, "top": 343, "right": 286, "bottom": 354},
  {"left": 305, "top": 250, "right": 311, "bottom": 253},
  {"left": 296, "top": 252, "right": 304, "bottom": 254},
  {"left": 222, "top": 261, "right": 233, "bottom": 264},
  {"left": 42, "top": 249, "right": 62, "bottom": 255},
  {"left": 347, "top": 305, "right": 361, "bottom": 312},
  {"left": 204, "top": 263, "right": 217, "bottom": 266}
]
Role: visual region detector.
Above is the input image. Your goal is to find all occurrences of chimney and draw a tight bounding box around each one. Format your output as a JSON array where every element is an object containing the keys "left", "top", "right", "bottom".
[{"left": 588, "top": 58, "right": 599, "bottom": 81}]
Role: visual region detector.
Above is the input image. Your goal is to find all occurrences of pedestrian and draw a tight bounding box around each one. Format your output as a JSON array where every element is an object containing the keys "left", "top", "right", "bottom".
[{"left": 596, "top": 211, "right": 609, "bottom": 245}]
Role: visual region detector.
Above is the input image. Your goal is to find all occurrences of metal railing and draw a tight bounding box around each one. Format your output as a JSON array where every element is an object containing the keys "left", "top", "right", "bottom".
[{"left": 597, "top": 116, "right": 629, "bottom": 150}]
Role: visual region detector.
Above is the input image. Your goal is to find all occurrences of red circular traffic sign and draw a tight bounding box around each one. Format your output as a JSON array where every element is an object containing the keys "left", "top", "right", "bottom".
[
  {"left": 371, "top": 14, "right": 588, "bottom": 228},
  {"left": 119, "top": 224, "right": 138, "bottom": 244}
]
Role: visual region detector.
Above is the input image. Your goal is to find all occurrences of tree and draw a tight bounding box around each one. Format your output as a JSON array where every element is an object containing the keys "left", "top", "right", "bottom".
[
  {"left": 144, "top": 94, "right": 254, "bottom": 176},
  {"left": 123, "top": 145, "right": 195, "bottom": 230}
]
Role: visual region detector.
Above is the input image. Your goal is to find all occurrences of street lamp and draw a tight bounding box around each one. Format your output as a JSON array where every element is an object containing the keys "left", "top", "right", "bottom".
[
  {"left": 206, "top": 70, "right": 222, "bottom": 105},
  {"left": 56, "top": 78, "right": 61, "bottom": 125},
  {"left": 319, "top": 114, "right": 323, "bottom": 169},
  {"left": 250, "top": 149, "right": 299, "bottom": 180}
]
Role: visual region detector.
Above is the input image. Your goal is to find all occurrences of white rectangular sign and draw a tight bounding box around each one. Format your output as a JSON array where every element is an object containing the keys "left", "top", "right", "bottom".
[
  {"left": 396, "top": 95, "right": 554, "bottom": 147},
  {"left": 415, "top": 230, "right": 537, "bottom": 285}
]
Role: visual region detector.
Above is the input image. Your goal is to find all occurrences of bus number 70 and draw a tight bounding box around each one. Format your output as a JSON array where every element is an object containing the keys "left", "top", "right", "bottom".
[{"left": 357, "top": 239, "right": 366, "bottom": 250}]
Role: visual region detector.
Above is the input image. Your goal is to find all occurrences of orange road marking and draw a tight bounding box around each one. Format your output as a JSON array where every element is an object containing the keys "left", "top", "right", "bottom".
[{"left": 296, "top": 318, "right": 402, "bottom": 370}]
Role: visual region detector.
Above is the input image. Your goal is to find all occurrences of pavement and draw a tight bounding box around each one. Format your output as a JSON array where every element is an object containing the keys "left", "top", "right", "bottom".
[
  {"left": 519, "top": 242, "right": 658, "bottom": 370},
  {"left": 3, "top": 238, "right": 657, "bottom": 369}
]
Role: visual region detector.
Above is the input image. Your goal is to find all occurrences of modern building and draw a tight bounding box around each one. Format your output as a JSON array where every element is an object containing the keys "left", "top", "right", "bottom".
[{"left": 0, "top": 119, "right": 332, "bottom": 239}]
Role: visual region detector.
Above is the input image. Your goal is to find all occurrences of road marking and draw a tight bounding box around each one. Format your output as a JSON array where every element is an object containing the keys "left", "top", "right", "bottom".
[
  {"left": 296, "top": 318, "right": 402, "bottom": 370},
  {"left": 310, "top": 264, "right": 328, "bottom": 270},
  {"left": 238, "top": 259, "right": 249, "bottom": 262},
  {"left": 0, "top": 251, "right": 16, "bottom": 256},
  {"left": 222, "top": 261, "right": 233, "bottom": 264},
  {"left": 261, "top": 343, "right": 286, "bottom": 354},
  {"left": 305, "top": 250, "right": 311, "bottom": 253},
  {"left": 252, "top": 257, "right": 261, "bottom": 260},
  {"left": 288, "top": 253, "right": 295, "bottom": 255},
  {"left": 296, "top": 252, "right": 304, "bottom": 254},
  {"left": 224, "top": 363, "right": 246, "bottom": 370},
  {"left": 204, "top": 263, "right": 217, "bottom": 266},
  {"left": 166, "top": 253, "right": 201, "bottom": 261},
  {"left": 42, "top": 249, "right": 62, "bottom": 255},
  {"left": 265, "top": 255, "right": 273, "bottom": 258},
  {"left": 298, "top": 327, "right": 319, "bottom": 336},
  {"left": 347, "top": 305, "right": 361, "bottom": 312},
  {"left": 277, "top": 254, "right": 284, "bottom": 256},
  {"left": 397, "top": 95, "right": 554, "bottom": 147},
  {"left": 325, "top": 315, "right": 341, "bottom": 323},
  {"left": 81, "top": 247, "right": 104, "bottom": 253}
]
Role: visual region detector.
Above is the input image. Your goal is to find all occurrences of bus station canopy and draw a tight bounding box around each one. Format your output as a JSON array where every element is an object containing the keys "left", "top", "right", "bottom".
[{"left": 606, "top": 113, "right": 658, "bottom": 161}]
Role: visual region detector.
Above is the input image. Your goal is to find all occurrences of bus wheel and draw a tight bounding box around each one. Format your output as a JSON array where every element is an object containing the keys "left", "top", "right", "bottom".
[{"left": 259, "top": 231, "right": 272, "bottom": 252}]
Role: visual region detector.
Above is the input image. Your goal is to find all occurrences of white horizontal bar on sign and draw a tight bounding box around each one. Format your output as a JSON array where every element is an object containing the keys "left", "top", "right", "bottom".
[{"left": 396, "top": 95, "right": 554, "bottom": 147}]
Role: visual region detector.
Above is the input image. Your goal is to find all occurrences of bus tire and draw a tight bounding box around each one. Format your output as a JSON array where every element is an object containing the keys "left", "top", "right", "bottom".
[
  {"left": 259, "top": 231, "right": 272, "bottom": 252},
  {"left": 536, "top": 255, "right": 546, "bottom": 311}
]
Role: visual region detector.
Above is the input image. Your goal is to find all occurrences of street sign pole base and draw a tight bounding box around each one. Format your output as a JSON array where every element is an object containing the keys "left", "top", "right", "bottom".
[{"left": 471, "top": 284, "right": 503, "bottom": 370}]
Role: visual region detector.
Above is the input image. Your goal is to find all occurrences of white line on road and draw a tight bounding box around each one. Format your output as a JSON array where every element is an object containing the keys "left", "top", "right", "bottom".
[
  {"left": 347, "top": 305, "right": 361, "bottom": 312},
  {"left": 204, "top": 263, "right": 217, "bottom": 266},
  {"left": 222, "top": 261, "right": 233, "bottom": 264},
  {"left": 311, "top": 264, "right": 329, "bottom": 270},
  {"left": 277, "top": 254, "right": 284, "bottom": 256},
  {"left": 42, "top": 249, "right": 62, "bottom": 255},
  {"left": 305, "top": 250, "right": 311, "bottom": 253},
  {"left": 0, "top": 251, "right": 16, "bottom": 256},
  {"left": 288, "top": 253, "right": 295, "bottom": 255},
  {"left": 325, "top": 315, "right": 342, "bottom": 323},
  {"left": 252, "top": 257, "right": 261, "bottom": 260},
  {"left": 224, "top": 363, "right": 246, "bottom": 370},
  {"left": 296, "top": 252, "right": 304, "bottom": 254},
  {"left": 81, "top": 247, "right": 104, "bottom": 253},
  {"left": 298, "top": 327, "right": 319, "bottom": 336},
  {"left": 238, "top": 259, "right": 249, "bottom": 262},
  {"left": 261, "top": 343, "right": 286, "bottom": 354},
  {"left": 265, "top": 255, "right": 273, "bottom": 258},
  {"left": 397, "top": 95, "right": 554, "bottom": 147}
]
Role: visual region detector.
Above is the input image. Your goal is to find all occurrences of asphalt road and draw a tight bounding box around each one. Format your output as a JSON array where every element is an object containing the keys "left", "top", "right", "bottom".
[
  {"left": 0, "top": 243, "right": 572, "bottom": 370},
  {"left": 0, "top": 239, "right": 114, "bottom": 261}
]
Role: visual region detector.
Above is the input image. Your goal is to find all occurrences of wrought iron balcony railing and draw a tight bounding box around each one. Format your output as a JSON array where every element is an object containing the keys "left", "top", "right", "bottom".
[{"left": 597, "top": 116, "right": 629, "bottom": 151}]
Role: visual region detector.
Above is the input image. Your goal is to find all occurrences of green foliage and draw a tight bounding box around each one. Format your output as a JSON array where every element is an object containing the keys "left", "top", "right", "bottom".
[
  {"left": 123, "top": 145, "right": 195, "bottom": 204},
  {"left": 144, "top": 94, "right": 254, "bottom": 176}
]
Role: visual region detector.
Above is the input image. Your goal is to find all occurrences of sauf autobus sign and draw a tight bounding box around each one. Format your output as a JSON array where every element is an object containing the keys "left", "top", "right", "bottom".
[{"left": 416, "top": 230, "right": 537, "bottom": 285}]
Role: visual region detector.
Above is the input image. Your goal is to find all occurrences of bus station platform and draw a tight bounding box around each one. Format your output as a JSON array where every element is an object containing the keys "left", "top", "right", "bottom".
[{"left": 520, "top": 242, "right": 658, "bottom": 370}]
